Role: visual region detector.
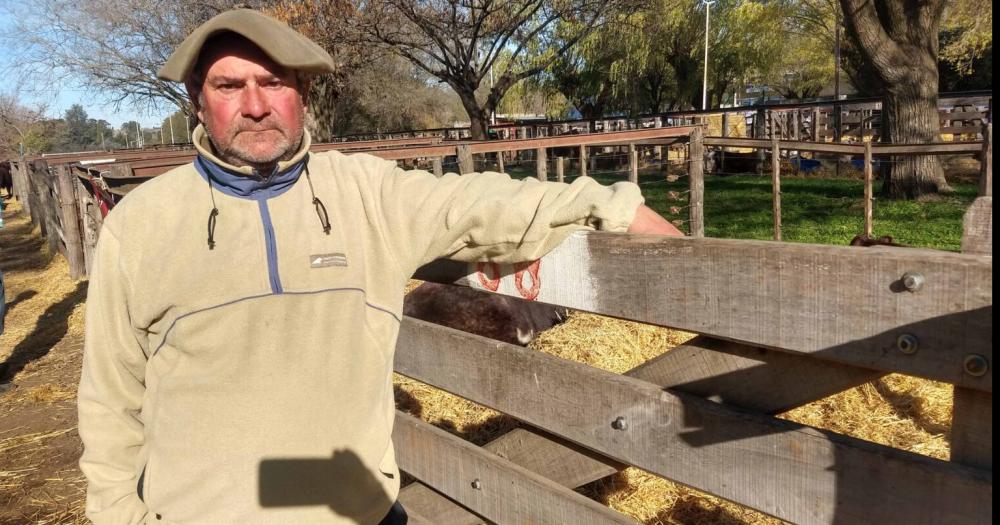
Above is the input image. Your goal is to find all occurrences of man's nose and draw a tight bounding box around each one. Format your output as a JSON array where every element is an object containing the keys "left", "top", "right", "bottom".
[{"left": 240, "top": 85, "right": 269, "bottom": 119}]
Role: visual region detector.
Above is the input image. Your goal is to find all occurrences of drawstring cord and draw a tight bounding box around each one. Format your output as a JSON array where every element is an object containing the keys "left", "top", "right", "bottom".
[
  {"left": 203, "top": 159, "right": 329, "bottom": 250},
  {"left": 304, "top": 164, "right": 331, "bottom": 235},
  {"left": 207, "top": 174, "right": 220, "bottom": 250}
]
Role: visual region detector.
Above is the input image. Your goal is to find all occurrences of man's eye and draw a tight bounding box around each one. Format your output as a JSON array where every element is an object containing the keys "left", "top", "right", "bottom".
[
  {"left": 263, "top": 79, "right": 285, "bottom": 88},
  {"left": 217, "top": 84, "right": 239, "bottom": 91}
]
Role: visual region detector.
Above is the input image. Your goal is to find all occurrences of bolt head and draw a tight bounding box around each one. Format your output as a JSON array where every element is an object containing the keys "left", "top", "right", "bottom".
[
  {"left": 902, "top": 272, "right": 925, "bottom": 292},
  {"left": 964, "top": 355, "right": 989, "bottom": 377},
  {"left": 611, "top": 417, "right": 629, "bottom": 431},
  {"left": 471, "top": 479, "right": 482, "bottom": 490},
  {"left": 896, "top": 334, "right": 919, "bottom": 355}
]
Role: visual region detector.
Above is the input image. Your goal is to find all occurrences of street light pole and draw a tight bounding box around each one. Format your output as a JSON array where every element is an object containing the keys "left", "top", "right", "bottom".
[{"left": 702, "top": 0, "right": 716, "bottom": 110}]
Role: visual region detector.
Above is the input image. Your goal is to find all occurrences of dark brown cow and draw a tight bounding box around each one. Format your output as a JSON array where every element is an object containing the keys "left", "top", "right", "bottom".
[
  {"left": 0, "top": 161, "right": 12, "bottom": 198},
  {"left": 404, "top": 282, "right": 568, "bottom": 346},
  {"left": 705, "top": 150, "right": 762, "bottom": 175},
  {"left": 849, "top": 234, "right": 906, "bottom": 247}
]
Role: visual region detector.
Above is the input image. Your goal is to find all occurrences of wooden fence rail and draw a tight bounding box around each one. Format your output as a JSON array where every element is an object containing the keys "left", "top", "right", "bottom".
[{"left": 398, "top": 205, "right": 992, "bottom": 524}]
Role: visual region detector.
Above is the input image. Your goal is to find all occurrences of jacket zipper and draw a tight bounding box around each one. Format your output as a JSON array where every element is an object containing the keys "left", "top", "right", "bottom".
[{"left": 248, "top": 167, "right": 282, "bottom": 295}]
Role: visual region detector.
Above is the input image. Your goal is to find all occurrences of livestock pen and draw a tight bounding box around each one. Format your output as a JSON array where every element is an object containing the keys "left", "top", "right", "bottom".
[{"left": 3, "top": 126, "right": 993, "bottom": 524}]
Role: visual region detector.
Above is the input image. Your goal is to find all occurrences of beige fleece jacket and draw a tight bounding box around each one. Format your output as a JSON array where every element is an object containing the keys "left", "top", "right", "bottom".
[{"left": 78, "top": 126, "right": 643, "bottom": 524}]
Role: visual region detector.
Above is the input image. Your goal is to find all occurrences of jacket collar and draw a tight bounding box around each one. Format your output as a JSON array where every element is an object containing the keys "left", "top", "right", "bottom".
[{"left": 192, "top": 124, "right": 311, "bottom": 199}]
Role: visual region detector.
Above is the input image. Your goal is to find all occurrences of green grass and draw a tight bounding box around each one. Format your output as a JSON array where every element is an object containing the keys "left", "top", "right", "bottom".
[{"left": 500, "top": 162, "right": 978, "bottom": 251}]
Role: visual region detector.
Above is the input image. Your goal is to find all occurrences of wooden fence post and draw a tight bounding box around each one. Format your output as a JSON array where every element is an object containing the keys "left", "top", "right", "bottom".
[
  {"left": 689, "top": 127, "right": 705, "bottom": 238},
  {"left": 951, "top": 197, "right": 992, "bottom": 471},
  {"left": 56, "top": 165, "right": 86, "bottom": 279},
  {"left": 981, "top": 123, "right": 992, "bottom": 197},
  {"left": 12, "top": 157, "right": 31, "bottom": 215},
  {"left": 457, "top": 145, "right": 474, "bottom": 174},
  {"left": 579, "top": 145, "right": 588, "bottom": 178},
  {"left": 812, "top": 107, "right": 821, "bottom": 142},
  {"left": 654, "top": 117, "right": 663, "bottom": 160},
  {"left": 432, "top": 157, "right": 443, "bottom": 177},
  {"left": 497, "top": 151, "right": 505, "bottom": 174},
  {"left": 536, "top": 147, "right": 547, "bottom": 181},
  {"left": 38, "top": 162, "right": 60, "bottom": 255},
  {"left": 864, "top": 141, "right": 874, "bottom": 237},
  {"left": 772, "top": 137, "right": 782, "bottom": 241},
  {"left": 628, "top": 144, "right": 638, "bottom": 184},
  {"left": 556, "top": 157, "right": 565, "bottom": 183},
  {"left": 25, "top": 161, "right": 45, "bottom": 230}
]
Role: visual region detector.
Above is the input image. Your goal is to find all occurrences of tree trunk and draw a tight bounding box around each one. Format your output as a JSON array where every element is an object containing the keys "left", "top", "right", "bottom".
[
  {"left": 840, "top": 0, "right": 949, "bottom": 200},
  {"left": 881, "top": 81, "right": 952, "bottom": 198},
  {"left": 457, "top": 90, "right": 490, "bottom": 141}
]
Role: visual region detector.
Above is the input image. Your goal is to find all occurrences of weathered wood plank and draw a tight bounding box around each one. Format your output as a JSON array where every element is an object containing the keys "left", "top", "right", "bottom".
[
  {"left": 414, "top": 232, "right": 993, "bottom": 391},
  {"left": 393, "top": 412, "right": 636, "bottom": 525},
  {"left": 395, "top": 318, "right": 993, "bottom": 525},
  {"left": 864, "top": 142, "right": 874, "bottom": 237},
  {"left": 556, "top": 156, "right": 565, "bottom": 183},
  {"left": 628, "top": 144, "right": 638, "bottom": 184},
  {"left": 981, "top": 123, "right": 992, "bottom": 197},
  {"left": 55, "top": 165, "right": 85, "bottom": 279},
  {"left": 536, "top": 147, "right": 547, "bottom": 181},
  {"left": 398, "top": 336, "right": 884, "bottom": 522},
  {"left": 951, "top": 200, "right": 993, "bottom": 470},
  {"left": 397, "top": 483, "right": 486, "bottom": 525},
  {"left": 703, "top": 137, "right": 982, "bottom": 156},
  {"left": 688, "top": 127, "right": 705, "bottom": 237},
  {"left": 772, "top": 138, "right": 781, "bottom": 241},
  {"left": 961, "top": 198, "right": 992, "bottom": 256},
  {"left": 457, "top": 145, "right": 474, "bottom": 175},
  {"left": 951, "top": 387, "right": 992, "bottom": 470},
  {"left": 431, "top": 157, "right": 443, "bottom": 177},
  {"left": 629, "top": 336, "right": 884, "bottom": 413}
]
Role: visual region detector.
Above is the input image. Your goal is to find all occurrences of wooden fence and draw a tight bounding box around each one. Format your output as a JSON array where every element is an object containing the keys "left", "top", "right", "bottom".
[
  {"left": 393, "top": 196, "right": 992, "bottom": 524},
  {"left": 326, "top": 91, "right": 991, "bottom": 144},
  {"left": 4, "top": 122, "right": 993, "bottom": 524}
]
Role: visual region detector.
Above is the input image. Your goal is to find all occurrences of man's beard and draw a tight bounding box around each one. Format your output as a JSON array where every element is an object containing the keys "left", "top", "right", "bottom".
[{"left": 205, "top": 116, "right": 303, "bottom": 170}]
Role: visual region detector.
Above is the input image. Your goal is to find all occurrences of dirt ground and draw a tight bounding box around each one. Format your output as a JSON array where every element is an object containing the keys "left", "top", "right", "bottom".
[{"left": 1, "top": 201, "right": 88, "bottom": 524}]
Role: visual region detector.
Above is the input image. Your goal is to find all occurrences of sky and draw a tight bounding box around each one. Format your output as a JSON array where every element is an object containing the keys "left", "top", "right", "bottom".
[{"left": 0, "top": 10, "right": 175, "bottom": 130}]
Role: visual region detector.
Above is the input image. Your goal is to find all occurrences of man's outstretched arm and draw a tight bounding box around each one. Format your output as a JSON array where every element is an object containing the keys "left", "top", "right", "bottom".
[{"left": 627, "top": 204, "right": 685, "bottom": 236}]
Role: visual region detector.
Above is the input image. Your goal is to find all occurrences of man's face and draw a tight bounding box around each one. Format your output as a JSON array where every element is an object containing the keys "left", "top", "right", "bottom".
[{"left": 195, "top": 42, "right": 307, "bottom": 170}]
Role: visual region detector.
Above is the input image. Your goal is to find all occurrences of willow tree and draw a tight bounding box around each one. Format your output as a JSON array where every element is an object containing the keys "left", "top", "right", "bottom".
[
  {"left": 840, "top": 0, "right": 952, "bottom": 198},
  {"left": 356, "top": 0, "right": 643, "bottom": 140}
]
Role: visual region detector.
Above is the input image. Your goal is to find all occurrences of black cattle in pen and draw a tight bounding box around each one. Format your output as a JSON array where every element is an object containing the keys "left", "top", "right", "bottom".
[
  {"left": 705, "top": 150, "right": 761, "bottom": 175},
  {"left": 849, "top": 234, "right": 907, "bottom": 247},
  {"left": 403, "top": 282, "right": 568, "bottom": 346},
  {"left": 1, "top": 161, "right": 12, "bottom": 198}
]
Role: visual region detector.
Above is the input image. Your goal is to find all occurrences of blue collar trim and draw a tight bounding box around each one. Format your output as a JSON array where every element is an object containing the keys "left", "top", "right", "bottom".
[{"left": 194, "top": 154, "right": 306, "bottom": 200}]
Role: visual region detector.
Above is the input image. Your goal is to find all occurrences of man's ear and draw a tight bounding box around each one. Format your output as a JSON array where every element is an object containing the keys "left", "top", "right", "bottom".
[
  {"left": 185, "top": 80, "right": 204, "bottom": 123},
  {"left": 298, "top": 76, "right": 311, "bottom": 113}
]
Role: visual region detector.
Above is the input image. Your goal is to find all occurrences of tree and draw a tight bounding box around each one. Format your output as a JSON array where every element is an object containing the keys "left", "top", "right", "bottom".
[
  {"left": 265, "top": 1, "right": 465, "bottom": 140},
  {"left": 3, "top": 0, "right": 251, "bottom": 117},
  {"left": 54, "top": 105, "right": 115, "bottom": 152},
  {"left": 938, "top": 0, "right": 992, "bottom": 91},
  {"left": 766, "top": 0, "right": 837, "bottom": 101},
  {"left": 705, "top": 1, "right": 785, "bottom": 107},
  {"left": 161, "top": 110, "right": 192, "bottom": 145},
  {"left": 0, "top": 93, "right": 51, "bottom": 156},
  {"left": 355, "top": 0, "right": 644, "bottom": 139},
  {"left": 840, "top": 0, "right": 951, "bottom": 198}
]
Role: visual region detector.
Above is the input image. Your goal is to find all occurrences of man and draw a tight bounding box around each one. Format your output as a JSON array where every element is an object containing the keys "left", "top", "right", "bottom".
[{"left": 77, "top": 9, "right": 680, "bottom": 525}]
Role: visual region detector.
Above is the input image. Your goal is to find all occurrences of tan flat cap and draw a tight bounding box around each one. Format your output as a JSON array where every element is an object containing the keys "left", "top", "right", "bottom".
[{"left": 158, "top": 8, "right": 335, "bottom": 82}]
